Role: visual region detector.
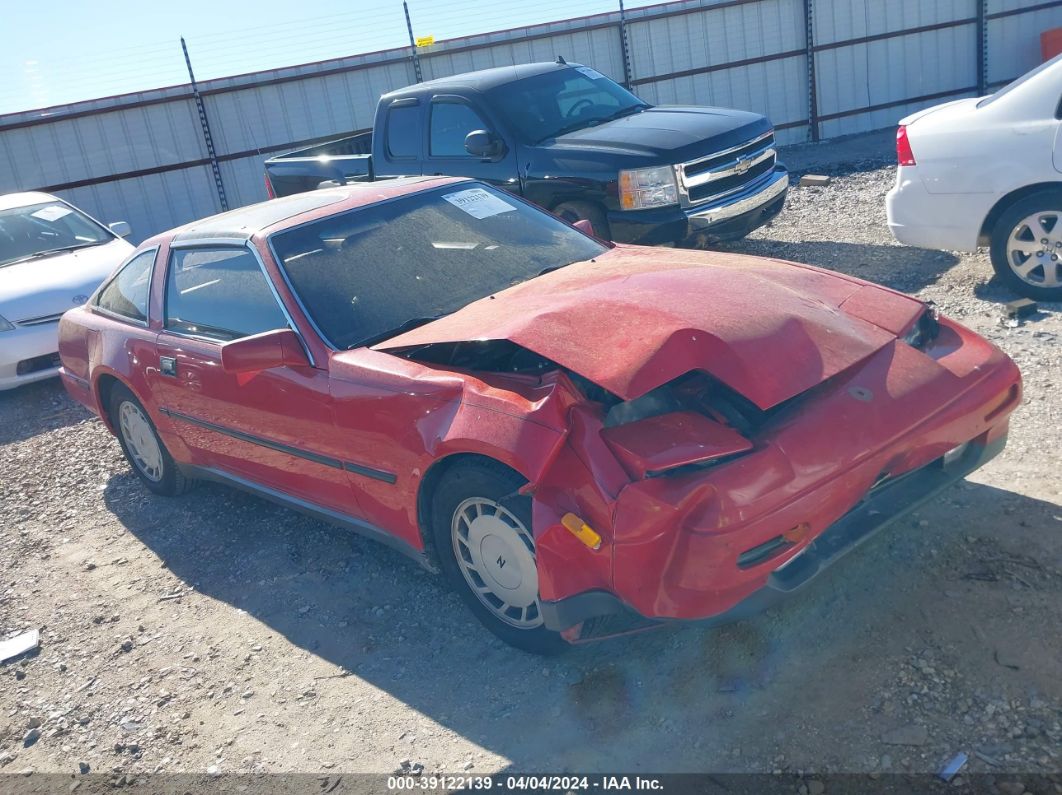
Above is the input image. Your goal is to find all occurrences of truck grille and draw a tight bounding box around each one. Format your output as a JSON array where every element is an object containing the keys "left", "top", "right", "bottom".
[{"left": 678, "top": 130, "right": 777, "bottom": 207}]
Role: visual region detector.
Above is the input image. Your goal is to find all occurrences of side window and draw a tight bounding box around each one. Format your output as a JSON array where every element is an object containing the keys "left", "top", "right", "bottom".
[
  {"left": 165, "top": 247, "right": 287, "bottom": 342},
  {"left": 95, "top": 249, "right": 155, "bottom": 323},
  {"left": 430, "top": 102, "right": 490, "bottom": 157},
  {"left": 386, "top": 104, "right": 421, "bottom": 159}
]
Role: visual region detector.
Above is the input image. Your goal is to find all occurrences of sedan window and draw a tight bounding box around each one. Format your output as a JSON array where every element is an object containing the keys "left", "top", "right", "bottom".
[
  {"left": 95, "top": 249, "right": 155, "bottom": 323},
  {"left": 270, "top": 182, "right": 606, "bottom": 350},
  {"left": 0, "top": 201, "right": 113, "bottom": 268},
  {"left": 164, "top": 247, "right": 287, "bottom": 342}
]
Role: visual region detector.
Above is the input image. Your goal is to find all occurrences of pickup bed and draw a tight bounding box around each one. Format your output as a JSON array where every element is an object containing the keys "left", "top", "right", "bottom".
[{"left": 264, "top": 61, "right": 789, "bottom": 245}]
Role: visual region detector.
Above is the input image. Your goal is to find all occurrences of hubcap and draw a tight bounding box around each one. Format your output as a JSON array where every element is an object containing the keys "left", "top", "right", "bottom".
[
  {"left": 451, "top": 497, "right": 542, "bottom": 629},
  {"left": 1007, "top": 211, "right": 1062, "bottom": 288},
  {"left": 118, "top": 401, "right": 164, "bottom": 482}
]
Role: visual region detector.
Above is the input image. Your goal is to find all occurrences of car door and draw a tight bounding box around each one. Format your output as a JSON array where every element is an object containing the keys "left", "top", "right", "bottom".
[
  {"left": 150, "top": 241, "right": 362, "bottom": 516},
  {"left": 424, "top": 95, "right": 521, "bottom": 191}
]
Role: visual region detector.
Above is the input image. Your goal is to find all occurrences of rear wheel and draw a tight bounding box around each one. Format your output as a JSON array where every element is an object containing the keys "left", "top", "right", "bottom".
[
  {"left": 431, "top": 460, "right": 566, "bottom": 654},
  {"left": 109, "top": 384, "right": 192, "bottom": 497},
  {"left": 553, "top": 201, "right": 611, "bottom": 241},
  {"left": 989, "top": 191, "right": 1062, "bottom": 301}
]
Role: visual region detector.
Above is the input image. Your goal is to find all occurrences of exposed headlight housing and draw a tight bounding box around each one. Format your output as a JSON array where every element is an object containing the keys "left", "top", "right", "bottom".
[
  {"left": 0, "top": 314, "right": 14, "bottom": 332},
  {"left": 619, "top": 165, "right": 679, "bottom": 210},
  {"left": 902, "top": 306, "right": 940, "bottom": 349}
]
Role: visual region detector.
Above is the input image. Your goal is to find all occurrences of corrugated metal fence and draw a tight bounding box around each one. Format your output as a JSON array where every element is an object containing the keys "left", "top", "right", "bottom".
[{"left": 0, "top": 0, "right": 1058, "bottom": 241}]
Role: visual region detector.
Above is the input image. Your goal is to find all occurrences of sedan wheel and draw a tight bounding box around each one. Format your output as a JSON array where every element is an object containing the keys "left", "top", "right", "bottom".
[
  {"left": 432, "top": 460, "right": 566, "bottom": 654},
  {"left": 108, "top": 383, "right": 192, "bottom": 497},
  {"left": 1005, "top": 211, "right": 1062, "bottom": 290},
  {"left": 119, "top": 400, "right": 164, "bottom": 482},
  {"left": 451, "top": 496, "right": 543, "bottom": 629},
  {"left": 990, "top": 191, "right": 1062, "bottom": 301}
]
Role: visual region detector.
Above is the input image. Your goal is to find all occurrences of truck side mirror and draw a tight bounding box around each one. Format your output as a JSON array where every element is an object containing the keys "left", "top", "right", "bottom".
[
  {"left": 465, "top": 130, "right": 504, "bottom": 159},
  {"left": 108, "top": 221, "right": 132, "bottom": 238}
]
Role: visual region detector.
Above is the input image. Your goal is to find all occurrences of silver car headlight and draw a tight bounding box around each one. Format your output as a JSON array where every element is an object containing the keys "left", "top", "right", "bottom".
[
  {"left": 619, "top": 165, "right": 679, "bottom": 210},
  {"left": 0, "top": 314, "right": 14, "bottom": 332}
]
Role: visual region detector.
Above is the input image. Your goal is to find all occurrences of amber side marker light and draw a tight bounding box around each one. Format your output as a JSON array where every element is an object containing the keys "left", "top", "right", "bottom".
[
  {"left": 783, "top": 522, "right": 811, "bottom": 543},
  {"left": 561, "top": 513, "right": 603, "bottom": 550}
]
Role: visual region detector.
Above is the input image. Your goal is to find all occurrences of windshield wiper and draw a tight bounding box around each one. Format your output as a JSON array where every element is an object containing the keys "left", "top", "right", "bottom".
[
  {"left": 1, "top": 241, "right": 106, "bottom": 268},
  {"left": 592, "top": 104, "right": 649, "bottom": 125},
  {"left": 536, "top": 104, "right": 649, "bottom": 144},
  {"left": 353, "top": 314, "right": 449, "bottom": 349}
]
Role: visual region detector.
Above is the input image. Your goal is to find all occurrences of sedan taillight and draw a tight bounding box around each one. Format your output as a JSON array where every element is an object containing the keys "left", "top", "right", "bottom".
[
  {"left": 264, "top": 173, "right": 276, "bottom": 199},
  {"left": 896, "top": 125, "right": 916, "bottom": 166}
]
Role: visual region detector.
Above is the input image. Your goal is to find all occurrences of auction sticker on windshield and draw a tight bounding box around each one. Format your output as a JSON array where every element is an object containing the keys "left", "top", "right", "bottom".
[
  {"left": 31, "top": 205, "right": 73, "bottom": 222},
  {"left": 442, "top": 188, "right": 516, "bottom": 220},
  {"left": 575, "top": 66, "right": 604, "bottom": 80}
]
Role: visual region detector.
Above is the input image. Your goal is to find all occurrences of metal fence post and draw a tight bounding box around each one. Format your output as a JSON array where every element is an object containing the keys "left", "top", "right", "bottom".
[
  {"left": 181, "top": 37, "right": 229, "bottom": 211},
  {"left": 618, "top": 0, "right": 634, "bottom": 89},
  {"left": 404, "top": 1, "right": 424, "bottom": 83},
  {"left": 803, "top": 0, "right": 819, "bottom": 142},
  {"left": 976, "top": 0, "right": 988, "bottom": 95}
]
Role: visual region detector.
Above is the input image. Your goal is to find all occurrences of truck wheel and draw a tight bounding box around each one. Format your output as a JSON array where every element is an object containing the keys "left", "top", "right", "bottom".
[
  {"left": 989, "top": 191, "right": 1062, "bottom": 301},
  {"left": 431, "top": 460, "right": 567, "bottom": 655},
  {"left": 553, "top": 201, "right": 611, "bottom": 241},
  {"left": 109, "top": 384, "right": 193, "bottom": 497}
]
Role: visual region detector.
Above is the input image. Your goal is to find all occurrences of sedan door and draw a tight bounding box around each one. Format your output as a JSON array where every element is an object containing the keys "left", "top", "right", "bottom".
[{"left": 149, "top": 242, "right": 362, "bottom": 516}]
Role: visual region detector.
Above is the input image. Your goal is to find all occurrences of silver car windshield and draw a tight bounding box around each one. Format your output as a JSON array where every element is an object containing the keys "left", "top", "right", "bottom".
[{"left": 0, "top": 201, "right": 113, "bottom": 268}]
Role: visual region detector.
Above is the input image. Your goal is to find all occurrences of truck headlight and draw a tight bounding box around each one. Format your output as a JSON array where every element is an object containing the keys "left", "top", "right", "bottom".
[
  {"left": 0, "top": 314, "right": 14, "bottom": 332},
  {"left": 619, "top": 165, "right": 678, "bottom": 210}
]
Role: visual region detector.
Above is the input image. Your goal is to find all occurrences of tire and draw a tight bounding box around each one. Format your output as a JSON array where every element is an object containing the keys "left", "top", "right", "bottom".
[
  {"left": 553, "top": 200, "right": 611, "bottom": 241},
  {"left": 431, "top": 460, "right": 567, "bottom": 654},
  {"left": 109, "top": 384, "right": 193, "bottom": 497},
  {"left": 989, "top": 190, "right": 1062, "bottom": 301}
]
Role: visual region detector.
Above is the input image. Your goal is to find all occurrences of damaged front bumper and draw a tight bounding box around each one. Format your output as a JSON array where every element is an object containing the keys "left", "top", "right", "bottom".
[{"left": 540, "top": 432, "right": 1006, "bottom": 638}]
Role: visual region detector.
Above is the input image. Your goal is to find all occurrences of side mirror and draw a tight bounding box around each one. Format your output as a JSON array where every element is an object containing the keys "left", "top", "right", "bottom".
[
  {"left": 465, "top": 130, "right": 504, "bottom": 159},
  {"left": 108, "top": 221, "right": 132, "bottom": 238},
  {"left": 220, "top": 328, "right": 310, "bottom": 374},
  {"left": 573, "top": 219, "right": 595, "bottom": 236}
]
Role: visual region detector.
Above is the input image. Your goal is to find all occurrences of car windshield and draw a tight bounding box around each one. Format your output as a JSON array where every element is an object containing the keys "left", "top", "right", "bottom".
[
  {"left": 270, "top": 182, "right": 608, "bottom": 350},
  {"left": 487, "top": 66, "right": 649, "bottom": 144},
  {"left": 977, "top": 52, "right": 1062, "bottom": 108},
  {"left": 0, "top": 201, "right": 113, "bottom": 268}
]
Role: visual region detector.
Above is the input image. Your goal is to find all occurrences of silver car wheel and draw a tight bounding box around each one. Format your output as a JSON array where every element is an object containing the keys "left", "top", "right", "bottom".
[
  {"left": 1007, "top": 210, "right": 1062, "bottom": 288},
  {"left": 451, "top": 496, "right": 543, "bottom": 629},
  {"left": 118, "top": 401, "right": 164, "bottom": 482}
]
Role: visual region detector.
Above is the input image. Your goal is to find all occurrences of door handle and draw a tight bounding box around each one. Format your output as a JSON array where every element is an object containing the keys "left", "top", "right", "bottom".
[{"left": 160, "top": 356, "right": 177, "bottom": 377}]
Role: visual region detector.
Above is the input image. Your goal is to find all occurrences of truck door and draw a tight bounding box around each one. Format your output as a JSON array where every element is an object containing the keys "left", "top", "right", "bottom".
[
  {"left": 382, "top": 98, "right": 425, "bottom": 177},
  {"left": 424, "top": 95, "right": 521, "bottom": 193}
]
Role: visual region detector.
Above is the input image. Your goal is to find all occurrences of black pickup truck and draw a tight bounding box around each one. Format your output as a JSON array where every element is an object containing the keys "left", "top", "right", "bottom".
[{"left": 264, "top": 61, "right": 788, "bottom": 245}]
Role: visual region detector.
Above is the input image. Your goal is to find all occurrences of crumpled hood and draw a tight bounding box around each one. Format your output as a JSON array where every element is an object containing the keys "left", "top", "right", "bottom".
[
  {"left": 0, "top": 238, "right": 132, "bottom": 321},
  {"left": 376, "top": 246, "right": 924, "bottom": 409}
]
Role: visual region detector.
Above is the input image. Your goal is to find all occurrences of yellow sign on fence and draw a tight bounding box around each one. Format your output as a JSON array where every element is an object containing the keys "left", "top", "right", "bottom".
[{"left": 415, "top": 35, "right": 435, "bottom": 47}]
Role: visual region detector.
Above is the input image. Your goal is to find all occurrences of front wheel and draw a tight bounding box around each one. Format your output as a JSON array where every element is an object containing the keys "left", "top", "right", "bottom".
[
  {"left": 989, "top": 191, "right": 1062, "bottom": 301},
  {"left": 431, "top": 460, "right": 566, "bottom": 654},
  {"left": 553, "top": 201, "right": 611, "bottom": 241}
]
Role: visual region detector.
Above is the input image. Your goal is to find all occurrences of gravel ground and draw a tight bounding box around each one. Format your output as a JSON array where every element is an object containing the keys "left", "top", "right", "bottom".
[{"left": 1, "top": 132, "right": 1060, "bottom": 785}]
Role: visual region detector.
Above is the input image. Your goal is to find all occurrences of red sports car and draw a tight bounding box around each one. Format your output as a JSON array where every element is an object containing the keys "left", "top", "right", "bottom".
[{"left": 58, "top": 177, "right": 1021, "bottom": 653}]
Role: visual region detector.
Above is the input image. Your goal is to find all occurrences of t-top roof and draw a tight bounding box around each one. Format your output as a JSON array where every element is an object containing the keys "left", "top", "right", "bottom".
[{"left": 170, "top": 176, "right": 451, "bottom": 242}]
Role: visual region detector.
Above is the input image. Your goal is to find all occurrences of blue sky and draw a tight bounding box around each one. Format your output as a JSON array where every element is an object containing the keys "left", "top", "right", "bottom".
[{"left": 1, "top": 0, "right": 619, "bottom": 115}]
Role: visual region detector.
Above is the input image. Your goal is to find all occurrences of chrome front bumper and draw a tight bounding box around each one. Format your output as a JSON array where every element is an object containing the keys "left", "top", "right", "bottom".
[{"left": 686, "top": 167, "right": 789, "bottom": 230}]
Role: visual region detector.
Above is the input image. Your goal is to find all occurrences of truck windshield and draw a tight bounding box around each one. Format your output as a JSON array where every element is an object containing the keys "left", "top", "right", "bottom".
[
  {"left": 0, "top": 201, "right": 113, "bottom": 268},
  {"left": 270, "top": 182, "right": 608, "bottom": 349},
  {"left": 487, "top": 66, "right": 649, "bottom": 144}
]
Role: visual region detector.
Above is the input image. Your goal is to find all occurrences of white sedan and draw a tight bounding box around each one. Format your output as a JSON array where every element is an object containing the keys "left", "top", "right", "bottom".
[
  {"left": 886, "top": 54, "right": 1062, "bottom": 301},
  {"left": 0, "top": 192, "right": 134, "bottom": 390}
]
